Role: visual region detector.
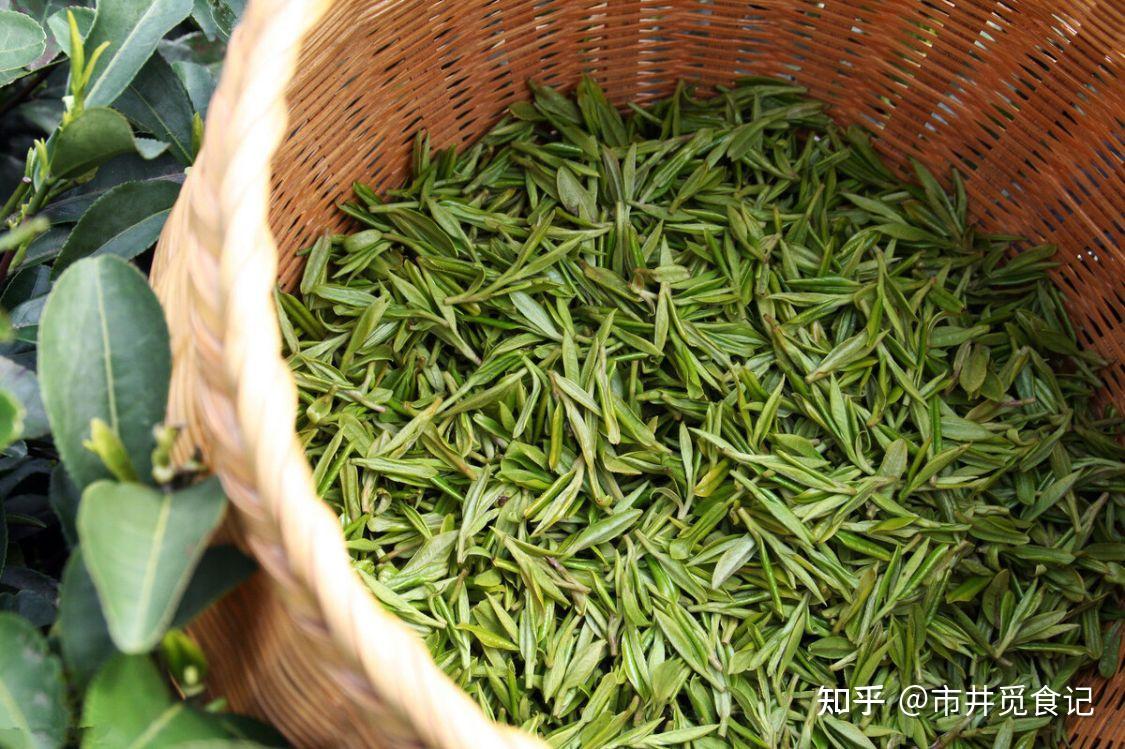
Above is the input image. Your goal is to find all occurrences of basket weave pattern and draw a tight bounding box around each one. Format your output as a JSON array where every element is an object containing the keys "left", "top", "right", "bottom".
[{"left": 152, "top": 0, "right": 1125, "bottom": 747}]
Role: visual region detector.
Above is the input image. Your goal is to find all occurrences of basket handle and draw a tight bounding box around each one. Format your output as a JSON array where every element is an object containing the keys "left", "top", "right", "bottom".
[{"left": 153, "top": 1, "right": 546, "bottom": 746}]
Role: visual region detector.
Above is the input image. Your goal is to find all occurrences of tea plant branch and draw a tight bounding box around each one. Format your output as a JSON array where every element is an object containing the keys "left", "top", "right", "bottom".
[{"left": 0, "top": 67, "right": 53, "bottom": 120}]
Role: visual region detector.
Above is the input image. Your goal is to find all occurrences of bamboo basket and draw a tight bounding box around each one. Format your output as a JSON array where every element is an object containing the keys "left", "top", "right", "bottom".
[{"left": 150, "top": 0, "right": 1125, "bottom": 746}]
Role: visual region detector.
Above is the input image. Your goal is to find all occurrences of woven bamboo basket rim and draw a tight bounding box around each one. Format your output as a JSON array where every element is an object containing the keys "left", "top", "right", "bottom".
[
  {"left": 151, "top": 0, "right": 1125, "bottom": 747},
  {"left": 152, "top": 1, "right": 543, "bottom": 745}
]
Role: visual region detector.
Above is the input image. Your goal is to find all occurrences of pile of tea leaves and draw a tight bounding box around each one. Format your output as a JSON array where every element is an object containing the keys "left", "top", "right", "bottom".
[{"left": 279, "top": 78, "right": 1125, "bottom": 748}]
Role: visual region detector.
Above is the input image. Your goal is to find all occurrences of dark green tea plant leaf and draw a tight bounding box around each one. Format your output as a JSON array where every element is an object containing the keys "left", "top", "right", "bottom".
[
  {"left": 48, "top": 465, "right": 80, "bottom": 547},
  {"left": 115, "top": 54, "right": 197, "bottom": 164},
  {"left": 0, "top": 356, "right": 48, "bottom": 439},
  {"left": 81, "top": 0, "right": 194, "bottom": 107},
  {"left": 200, "top": 713, "right": 288, "bottom": 748},
  {"left": 170, "top": 545, "right": 257, "bottom": 629},
  {"left": 77, "top": 477, "right": 227, "bottom": 652},
  {"left": 170, "top": 742, "right": 272, "bottom": 749},
  {"left": 0, "top": 10, "right": 46, "bottom": 73},
  {"left": 0, "top": 498, "right": 6, "bottom": 580},
  {"left": 58, "top": 551, "right": 115, "bottom": 688},
  {"left": 80, "top": 654, "right": 228, "bottom": 748},
  {"left": 285, "top": 78, "right": 1125, "bottom": 748},
  {"left": 46, "top": 6, "right": 96, "bottom": 57},
  {"left": 197, "top": 0, "right": 246, "bottom": 41},
  {"left": 42, "top": 156, "right": 184, "bottom": 225},
  {"left": 0, "top": 591, "right": 57, "bottom": 629},
  {"left": 52, "top": 179, "right": 180, "bottom": 275},
  {"left": 38, "top": 255, "right": 170, "bottom": 490},
  {"left": 49, "top": 107, "right": 137, "bottom": 180},
  {"left": 0, "top": 612, "right": 69, "bottom": 749}
]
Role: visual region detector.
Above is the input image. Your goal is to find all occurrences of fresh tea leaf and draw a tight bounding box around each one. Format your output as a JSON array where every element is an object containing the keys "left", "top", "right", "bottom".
[{"left": 46, "top": 6, "right": 94, "bottom": 56}]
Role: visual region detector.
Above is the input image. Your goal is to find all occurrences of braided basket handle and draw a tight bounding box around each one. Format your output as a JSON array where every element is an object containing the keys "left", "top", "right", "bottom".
[{"left": 152, "top": 1, "right": 545, "bottom": 746}]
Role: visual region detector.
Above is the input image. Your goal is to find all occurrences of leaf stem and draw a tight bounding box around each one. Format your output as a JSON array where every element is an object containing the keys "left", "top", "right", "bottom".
[{"left": 1, "top": 180, "right": 30, "bottom": 224}]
